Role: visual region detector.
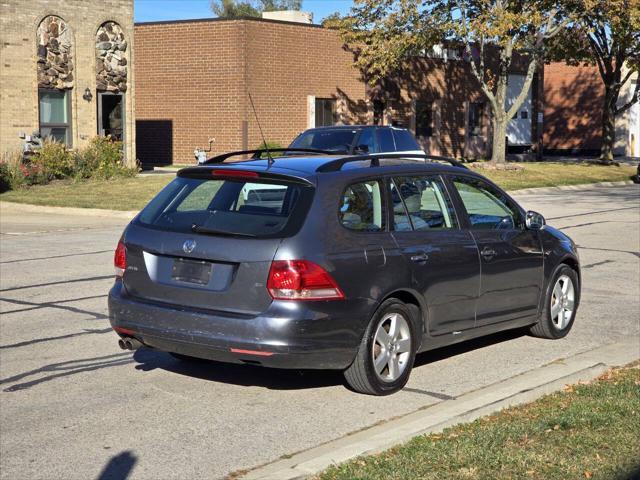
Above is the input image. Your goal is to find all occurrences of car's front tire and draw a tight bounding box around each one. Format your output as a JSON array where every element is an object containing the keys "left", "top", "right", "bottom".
[
  {"left": 529, "top": 264, "right": 580, "bottom": 339},
  {"left": 344, "top": 299, "right": 417, "bottom": 395}
]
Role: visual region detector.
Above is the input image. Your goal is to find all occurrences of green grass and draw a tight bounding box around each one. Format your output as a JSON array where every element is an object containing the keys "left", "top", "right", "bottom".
[
  {"left": 317, "top": 363, "right": 640, "bottom": 480},
  {"left": 0, "top": 162, "right": 635, "bottom": 211},
  {"left": 0, "top": 175, "right": 173, "bottom": 211},
  {"left": 474, "top": 162, "right": 636, "bottom": 191}
]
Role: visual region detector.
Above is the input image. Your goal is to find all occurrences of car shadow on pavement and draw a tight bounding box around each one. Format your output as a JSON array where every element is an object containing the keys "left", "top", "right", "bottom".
[
  {"left": 132, "top": 348, "right": 346, "bottom": 390},
  {"left": 130, "top": 329, "right": 527, "bottom": 392},
  {"left": 413, "top": 328, "right": 526, "bottom": 369}
]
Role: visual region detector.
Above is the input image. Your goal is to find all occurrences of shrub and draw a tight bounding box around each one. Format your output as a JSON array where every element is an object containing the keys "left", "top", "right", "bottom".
[
  {"left": 0, "top": 136, "right": 137, "bottom": 192},
  {"left": 0, "top": 162, "right": 11, "bottom": 193},
  {"left": 30, "top": 138, "right": 74, "bottom": 181},
  {"left": 73, "top": 136, "right": 137, "bottom": 179},
  {"left": 0, "top": 150, "right": 29, "bottom": 190}
]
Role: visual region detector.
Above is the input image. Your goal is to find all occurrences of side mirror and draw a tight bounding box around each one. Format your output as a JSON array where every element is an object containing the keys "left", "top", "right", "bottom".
[{"left": 526, "top": 210, "right": 545, "bottom": 230}]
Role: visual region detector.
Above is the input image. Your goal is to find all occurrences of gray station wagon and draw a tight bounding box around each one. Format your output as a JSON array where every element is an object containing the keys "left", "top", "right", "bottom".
[{"left": 109, "top": 150, "right": 581, "bottom": 395}]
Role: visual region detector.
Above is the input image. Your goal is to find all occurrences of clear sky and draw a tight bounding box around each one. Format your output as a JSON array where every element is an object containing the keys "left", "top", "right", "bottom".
[{"left": 134, "top": 0, "right": 354, "bottom": 23}]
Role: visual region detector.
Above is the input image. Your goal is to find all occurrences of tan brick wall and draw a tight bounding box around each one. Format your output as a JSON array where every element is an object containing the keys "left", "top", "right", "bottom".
[
  {"left": 0, "top": 0, "right": 135, "bottom": 163},
  {"left": 244, "top": 20, "right": 368, "bottom": 151},
  {"left": 543, "top": 62, "right": 603, "bottom": 152}
]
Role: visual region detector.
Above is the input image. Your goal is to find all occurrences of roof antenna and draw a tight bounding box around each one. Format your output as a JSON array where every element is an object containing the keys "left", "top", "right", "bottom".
[{"left": 248, "top": 92, "right": 274, "bottom": 167}]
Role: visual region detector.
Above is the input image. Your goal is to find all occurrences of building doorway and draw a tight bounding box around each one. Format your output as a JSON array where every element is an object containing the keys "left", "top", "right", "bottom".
[{"left": 98, "top": 92, "right": 124, "bottom": 141}]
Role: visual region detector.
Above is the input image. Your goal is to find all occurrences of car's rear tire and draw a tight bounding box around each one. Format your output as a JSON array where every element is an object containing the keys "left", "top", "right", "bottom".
[
  {"left": 344, "top": 299, "right": 417, "bottom": 395},
  {"left": 529, "top": 264, "right": 580, "bottom": 339}
]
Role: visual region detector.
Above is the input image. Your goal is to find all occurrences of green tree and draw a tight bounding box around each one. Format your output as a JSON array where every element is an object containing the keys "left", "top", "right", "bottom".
[
  {"left": 551, "top": 0, "right": 639, "bottom": 163},
  {"left": 340, "top": 0, "right": 568, "bottom": 163},
  {"left": 211, "top": 0, "right": 302, "bottom": 18}
]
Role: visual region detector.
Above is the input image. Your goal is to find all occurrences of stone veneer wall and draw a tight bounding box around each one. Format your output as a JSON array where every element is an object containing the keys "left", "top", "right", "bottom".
[
  {"left": 0, "top": 0, "right": 135, "bottom": 164},
  {"left": 36, "top": 15, "right": 74, "bottom": 89},
  {"left": 96, "top": 22, "right": 127, "bottom": 92}
]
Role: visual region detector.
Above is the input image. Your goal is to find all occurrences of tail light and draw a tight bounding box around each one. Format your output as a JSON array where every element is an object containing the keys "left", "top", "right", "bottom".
[
  {"left": 267, "top": 260, "right": 344, "bottom": 300},
  {"left": 114, "top": 239, "right": 127, "bottom": 278}
]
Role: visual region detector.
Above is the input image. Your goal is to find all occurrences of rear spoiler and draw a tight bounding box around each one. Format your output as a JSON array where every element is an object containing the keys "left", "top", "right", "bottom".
[{"left": 204, "top": 148, "right": 334, "bottom": 164}]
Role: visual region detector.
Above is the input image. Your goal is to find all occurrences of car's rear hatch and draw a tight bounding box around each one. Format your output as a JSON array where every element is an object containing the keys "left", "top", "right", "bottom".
[{"left": 121, "top": 167, "right": 314, "bottom": 316}]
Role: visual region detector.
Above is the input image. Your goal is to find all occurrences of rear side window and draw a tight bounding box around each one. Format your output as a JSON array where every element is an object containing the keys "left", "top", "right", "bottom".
[
  {"left": 137, "top": 176, "right": 311, "bottom": 238},
  {"left": 392, "top": 129, "right": 420, "bottom": 151},
  {"left": 391, "top": 176, "right": 457, "bottom": 231},
  {"left": 340, "top": 180, "right": 386, "bottom": 232}
]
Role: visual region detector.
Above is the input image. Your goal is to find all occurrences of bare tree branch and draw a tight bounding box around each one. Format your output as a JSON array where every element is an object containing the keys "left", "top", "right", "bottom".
[
  {"left": 615, "top": 75, "right": 640, "bottom": 114},
  {"left": 506, "top": 55, "right": 538, "bottom": 120}
]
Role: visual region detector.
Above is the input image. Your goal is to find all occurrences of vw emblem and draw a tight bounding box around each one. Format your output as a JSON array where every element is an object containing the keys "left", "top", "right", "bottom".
[{"left": 182, "top": 239, "right": 197, "bottom": 254}]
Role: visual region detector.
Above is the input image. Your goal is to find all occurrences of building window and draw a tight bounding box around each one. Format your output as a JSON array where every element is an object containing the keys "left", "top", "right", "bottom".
[
  {"left": 315, "top": 98, "right": 336, "bottom": 127},
  {"left": 39, "top": 89, "right": 71, "bottom": 146},
  {"left": 468, "top": 102, "right": 484, "bottom": 137},
  {"left": 373, "top": 100, "right": 385, "bottom": 125},
  {"left": 416, "top": 101, "right": 434, "bottom": 137},
  {"left": 469, "top": 103, "right": 484, "bottom": 137}
]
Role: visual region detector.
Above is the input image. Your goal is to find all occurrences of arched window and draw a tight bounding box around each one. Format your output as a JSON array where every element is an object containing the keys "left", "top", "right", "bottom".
[
  {"left": 37, "top": 15, "right": 74, "bottom": 146},
  {"left": 96, "top": 22, "right": 127, "bottom": 141}
]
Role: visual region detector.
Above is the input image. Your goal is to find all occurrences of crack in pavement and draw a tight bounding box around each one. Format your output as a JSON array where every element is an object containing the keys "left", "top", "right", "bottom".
[
  {"left": 0, "top": 296, "right": 108, "bottom": 320},
  {"left": 0, "top": 250, "right": 112, "bottom": 264},
  {"left": 0, "top": 327, "right": 112, "bottom": 350},
  {"left": 0, "top": 275, "right": 113, "bottom": 293}
]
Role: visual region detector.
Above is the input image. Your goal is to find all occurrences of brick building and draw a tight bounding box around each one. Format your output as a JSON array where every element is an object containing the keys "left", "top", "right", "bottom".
[
  {"left": 0, "top": 0, "right": 135, "bottom": 163},
  {"left": 543, "top": 62, "right": 639, "bottom": 157},
  {"left": 543, "top": 63, "right": 604, "bottom": 155},
  {"left": 134, "top": 16, "right": 542, "bottom": 165}
]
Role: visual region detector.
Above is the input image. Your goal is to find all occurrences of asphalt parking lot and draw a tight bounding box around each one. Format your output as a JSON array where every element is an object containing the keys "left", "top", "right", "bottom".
[{"left": 1, "top": 184, "right": 639, "bottom": 480}]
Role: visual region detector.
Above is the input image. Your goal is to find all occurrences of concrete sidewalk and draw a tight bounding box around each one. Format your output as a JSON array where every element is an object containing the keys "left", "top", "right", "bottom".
[{"left": 241, "top": 338, "right": 640, "bottom": 480}]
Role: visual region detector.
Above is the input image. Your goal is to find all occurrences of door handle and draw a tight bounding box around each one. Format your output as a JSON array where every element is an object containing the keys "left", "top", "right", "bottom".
[
  {"left": 410, "top": 253, "right": 429, "bottom": 263},
  {"left": 480, "top": 247, "right": 497, "bottom": 259}
]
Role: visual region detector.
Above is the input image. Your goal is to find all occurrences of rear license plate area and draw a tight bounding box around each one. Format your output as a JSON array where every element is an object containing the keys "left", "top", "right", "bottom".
[{"left": 171, "top": 258, "right": 212, "bottom": 285}]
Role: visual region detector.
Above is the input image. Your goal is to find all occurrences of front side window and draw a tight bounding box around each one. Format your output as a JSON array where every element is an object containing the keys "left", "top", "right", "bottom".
[
  {"left": 355, "top": 128, "right": 376, "bottom": 153},
  {"left": 391, "top": 176, "right": 457, "bottom": 231},
  {"left": 453, "top": 177, "right": 521, "bottom": 230},
  {"left": 468, "top": 102, "right": 484, "bottom": 137},
  {"left": 340, "top": 180, "right": 386, "bottom": 232},
  {"left": 39, "top": 89, "right": 71, "bottom": 146},
  {"left": 315, "top": 98, "right": 336, "bottom": 127}
]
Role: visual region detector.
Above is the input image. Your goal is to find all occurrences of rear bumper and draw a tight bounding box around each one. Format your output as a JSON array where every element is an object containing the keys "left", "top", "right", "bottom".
[{"left": 108, "top": 281, "right": 370, "bottom": 369}]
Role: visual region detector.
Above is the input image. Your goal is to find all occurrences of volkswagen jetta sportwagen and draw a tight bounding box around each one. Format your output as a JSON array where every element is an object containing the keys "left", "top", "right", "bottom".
[{"left": 109, "top": 150, "right": 580, "bottom": 395}]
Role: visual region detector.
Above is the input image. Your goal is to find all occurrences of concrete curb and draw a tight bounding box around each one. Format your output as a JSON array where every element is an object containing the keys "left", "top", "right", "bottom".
[
  {"left": 0, "top": 201, "right": 138, "bottom": 219},
  {"left": 510, "top": 180, "right": 635, "bottom": 195},
  {"left": 239, "top": 338, "right": 640, "bottom": 480}
]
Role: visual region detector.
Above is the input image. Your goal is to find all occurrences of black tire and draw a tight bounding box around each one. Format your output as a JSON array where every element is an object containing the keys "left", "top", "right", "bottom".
[
  {"left": 344, "top": 299, "right": 417, "bottom": 395},
  {"left": 529, "top": 264, "right": 580, "bottom": 339}
]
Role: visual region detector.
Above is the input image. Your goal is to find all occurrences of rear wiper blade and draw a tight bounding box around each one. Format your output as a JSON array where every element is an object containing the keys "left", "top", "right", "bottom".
[{"left": 191, "top": 224, "right": 257, "bottom": 238}]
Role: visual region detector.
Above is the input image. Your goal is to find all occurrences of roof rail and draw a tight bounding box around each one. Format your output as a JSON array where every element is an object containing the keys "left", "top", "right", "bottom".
[
  {"left": 316, "top": 153, "right": 467, "bottom": 173},
  {"left": 204, "top": 148, "right": 334, "bottom": 164}
]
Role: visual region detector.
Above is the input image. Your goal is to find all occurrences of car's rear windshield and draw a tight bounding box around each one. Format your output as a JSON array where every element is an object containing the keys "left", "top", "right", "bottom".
[
  {"left": 136, "top": 176, "right": 313, "bottom": 238},
  {"left": 289, "top": 129, "right": 357, "bottom": 153}
]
